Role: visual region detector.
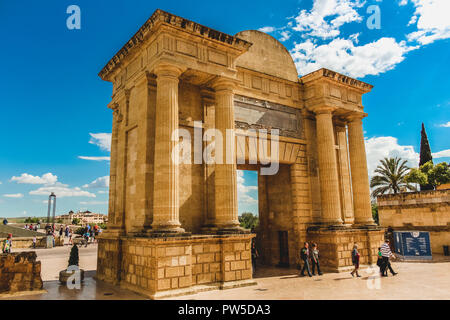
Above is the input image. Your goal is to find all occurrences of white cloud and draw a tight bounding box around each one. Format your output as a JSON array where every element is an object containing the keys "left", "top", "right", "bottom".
[
  {"left": 29, "top": 186, "right": 96, "bottom": 198},
  {"left": 292, "top": 0, "right": 365, "bottom": 39},
  {"left": 237, "top": 171, "right": 258, "bottom": 204},
  {"left": 279, "top": 30, "right": 291, "bottom": 42},
  {"left": 3, "top": 193, "right": 24, "bottom": 198},
  {"left": 83, "top": 176, "right": 109, "bottom": 189},
  {"left": 78, "top": 156, "right": 110, "bottom": 161},
  {"left": 10, "top": 173, "right": 58, "bottom": 185},
  {"left": 406, "top": 0, "right": 450, "bottom": 45},
  {"left": 79, "top": 201, "right": 108, "bottom": 205},
  {"left": 89, "top": 133, "right": 111, "bottom": 152},
  {"left": 98, "top": 190, "right": 108, "bottom": 194},
  {"left": 432, "top": 149, "right": 450, "bottom": 158},
  {"left": 365, "top": 136, "right": 419, "bottom": 176},
  {"left": 439, "top": 121, "right": 450, "bottom": 128},
  {"left": 258, "top": 26, "right": 276, "bottom": 33},
  {"left": 291, "top": 37, "right": 414, "bottom": 77}
]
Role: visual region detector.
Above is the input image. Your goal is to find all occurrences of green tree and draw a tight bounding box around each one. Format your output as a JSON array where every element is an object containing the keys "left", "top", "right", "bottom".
[
  {"left": 72, "top": 218, "right": 80, "bottom": 225},
  {"left": 238, "top": 212, "right": 259, "bottom": 230},
  {"left": 370, "top": 157, "right": 417, "bottom": 197},
  {"left": 419, "top": 123, "right": 433, "bottom": 190},
  {"left": 406, "top": 161, "right": 450, "bottom": 190},
  {"left": 371, "top": 202, "right": 379, "bottom": 225}
]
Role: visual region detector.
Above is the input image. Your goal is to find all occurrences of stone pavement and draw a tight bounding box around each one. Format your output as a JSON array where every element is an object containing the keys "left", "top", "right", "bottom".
[
  {"left": 3, "top": 245, "right": 450, "bottom": 300},
  {"left": 166, "top": 261, "right": 450, "bottom": 300}
]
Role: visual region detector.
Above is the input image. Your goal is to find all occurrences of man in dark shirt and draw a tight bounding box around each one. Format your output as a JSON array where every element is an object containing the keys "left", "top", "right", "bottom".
[{"left": 300, "top": 242, "right": 312, "bottom": 277}]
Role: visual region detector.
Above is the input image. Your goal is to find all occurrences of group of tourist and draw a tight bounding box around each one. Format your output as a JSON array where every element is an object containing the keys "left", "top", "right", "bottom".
[
  {"left": 24, "top": 223, "right": 39, "bottom": 231},
  {"left": 299, "top": 242, "right": 323, "bottom": 277},
  {"left": 82, "top": 224, "right": 101, "bottom": 246},
  {"left": 256, "top": 239, "right": 398, "bottom": 279}
]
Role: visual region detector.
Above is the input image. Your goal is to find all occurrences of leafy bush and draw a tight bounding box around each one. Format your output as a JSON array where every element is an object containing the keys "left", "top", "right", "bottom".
[
  {"left": 406, "top": 161, "right": 450, "bottom": 190},
  {"left": 239, "top": 212, "right": 259, "bottom": 230}
]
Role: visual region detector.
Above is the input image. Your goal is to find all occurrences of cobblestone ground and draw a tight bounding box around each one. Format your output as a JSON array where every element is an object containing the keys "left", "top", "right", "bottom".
[{"left": 4, "top": 244, "right": 450, "bottom": 300}]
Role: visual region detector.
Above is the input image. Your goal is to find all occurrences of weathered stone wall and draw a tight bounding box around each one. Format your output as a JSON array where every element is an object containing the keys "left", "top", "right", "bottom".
[
  {"left": 0, "top": 252, "right": 43, "bottom": 294},
  {"left": 97, "top": 234, "right": 254, "bottom": 299},
  {"left": 378, "top": 189, "right": 450, "bottom": 227},
  {"left": 307, "top": 228, "right": 384, "bottom": 271},
  {"left": 0, "top": 237, "right": 46, "bottom": 249},
  {"left": 378, "top": 189, "right": 450, "bottom": 254}
]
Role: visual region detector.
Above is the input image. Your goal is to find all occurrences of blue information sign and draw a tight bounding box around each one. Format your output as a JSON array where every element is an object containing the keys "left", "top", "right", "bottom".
[{"left": 393, "top": 231, "right": 432, "bottom": 260}]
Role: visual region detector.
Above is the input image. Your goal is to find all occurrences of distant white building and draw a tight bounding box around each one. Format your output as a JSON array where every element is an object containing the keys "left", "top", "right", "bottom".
[{"left": 56, "top": 210, "right": 108, "bottom": 226}]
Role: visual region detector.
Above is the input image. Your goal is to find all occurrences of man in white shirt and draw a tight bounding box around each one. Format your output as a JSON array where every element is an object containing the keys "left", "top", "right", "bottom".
[{"left": 380, "top": 239, "right": 398, "bottom": 276}]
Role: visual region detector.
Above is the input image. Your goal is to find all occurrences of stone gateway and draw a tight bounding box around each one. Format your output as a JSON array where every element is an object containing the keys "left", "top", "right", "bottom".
[{"left": 96, "top": 9, "right": 384, "bottom": 299}]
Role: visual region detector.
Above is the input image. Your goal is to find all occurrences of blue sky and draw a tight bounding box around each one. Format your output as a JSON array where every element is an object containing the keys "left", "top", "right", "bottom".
[{"left": 0, "top": 0, "right": 448, "bottom": 217}]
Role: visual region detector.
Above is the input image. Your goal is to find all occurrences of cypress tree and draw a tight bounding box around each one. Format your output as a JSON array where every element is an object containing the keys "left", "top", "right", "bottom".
[
  {"left": 68, "top": 244, "right": 79, "bottom": 267},
  {"left": 419, "top": 123, "right": 433, "bottom": 190}
]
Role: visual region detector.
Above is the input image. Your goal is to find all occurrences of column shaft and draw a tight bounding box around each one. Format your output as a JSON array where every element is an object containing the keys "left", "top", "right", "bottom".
[
  {"left": 213, "top": 79, "right": 240, "bottom": 230},
  {"left": 314, "top": 108, "right": 343, "bottom": 226},
  {"left": 336, "top": 125, "right": 354, "bottom": 225},
  {"left": 347, "top": 116, "right": 375, "bottom": 225},
  {"left": 107, "top": 109, "right": 119, "bottom": 227},
  {"left": 151, "top": 65, "right": 184, "bottom": 233}
]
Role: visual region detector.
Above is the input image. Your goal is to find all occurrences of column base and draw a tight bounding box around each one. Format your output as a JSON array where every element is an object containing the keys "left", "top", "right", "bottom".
[
  {"left": 353, "top": 223, "right": 380, "bottom": 230},
  {"left": 146, "top": 227, "right": 191, "bottom": 238},
  {"left": 99, "top": 227, "right": 125, "bottom": 238},
  {"left": 201, "top": 225, "right": 250, "bottom": 235}
]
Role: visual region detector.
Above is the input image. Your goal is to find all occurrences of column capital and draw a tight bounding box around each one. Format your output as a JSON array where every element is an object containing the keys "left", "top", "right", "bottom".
[
  {"left": 153, "top": 62, "right": 185, "bottom": 79},
  {"left": 309, "top": 105, "right": 337, "bottom": 115},
  {"left": 345, "top": 112, "right": 368, "bottom": 122},
  {"left": 134, "top": 71, "right": 156, "bottom": 87},
  {"left": 210, "top": 76, "right": 239, "bottom": 92}
]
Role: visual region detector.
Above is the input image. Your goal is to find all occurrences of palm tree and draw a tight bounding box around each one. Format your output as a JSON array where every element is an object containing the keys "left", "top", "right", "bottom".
[{"left": 370, "top": 157, "right": 417, "bottom": 197}]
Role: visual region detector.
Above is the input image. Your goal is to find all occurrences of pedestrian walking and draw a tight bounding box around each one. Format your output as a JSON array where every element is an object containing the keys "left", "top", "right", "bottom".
[
  {"left": 376, "top": 247, "right": 384, "bottom": 274},
  {"left": 32, "top": 236, "right": 37, "bottom": 249},
  {"left": 350, "top": 243, "right": 361, "bottom": 277},
  {"left": 251, "top": 241, "right": 259, "bottom": 275},
  {"left": 300, "top": 242, "right": 312, "bottom": 277},
  {"left": 310, "top": 243, "right": 323, "bottom": 276},
  {"left": 380, "top": 239, "right": 397, "bottom": 276},
  {"left": 2, "top": 236, "right": 11, "bottom": 253},
  {"left": 68, "top": 229, "right": 73, "bottom": 245}
]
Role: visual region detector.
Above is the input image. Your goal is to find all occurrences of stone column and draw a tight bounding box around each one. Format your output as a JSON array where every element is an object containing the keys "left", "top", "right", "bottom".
[
  {"left": 347, "top": 113, "right": 375, "bottom": 226},
  {"left": 313, "top": 106, "right": 343, "bottom": 226},
  {"left": 335, "top": 123, "right": 354, "bottom": 225},
  {"left": 212, "top": 77, "right": 242, "bottom": 232},
  {"left": 104, "top": 103, "right": 122, "bottom": 235},
  {"left": 151, "top": 63, "right": 185, "bottom": 233}
]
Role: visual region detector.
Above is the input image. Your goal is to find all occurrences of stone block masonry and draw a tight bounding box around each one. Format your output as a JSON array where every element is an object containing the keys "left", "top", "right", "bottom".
[
  {"left": 96, "top": 233, "right": 255, "bottom": 299},
  {"left": 307, "top": 228, "right": 385, "bottom": 272},
  {"left": 0, "top": 252, "right": 43, "bottom": 294}
]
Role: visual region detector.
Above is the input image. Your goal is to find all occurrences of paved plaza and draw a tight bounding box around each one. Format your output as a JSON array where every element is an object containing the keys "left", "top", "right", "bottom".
[{"left": 2, "top": 245, "right": 450, "bottom": 300}]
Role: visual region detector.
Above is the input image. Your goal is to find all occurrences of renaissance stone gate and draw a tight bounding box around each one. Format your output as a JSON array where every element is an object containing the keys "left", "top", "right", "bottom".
[{"left": 96, "top": 9, "right": 384, "bottom": 299}]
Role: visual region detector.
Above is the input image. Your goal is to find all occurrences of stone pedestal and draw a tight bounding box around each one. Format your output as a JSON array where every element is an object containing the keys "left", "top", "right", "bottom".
[
  {"left": 0, "top": 252, "right": 43, "bottom": 295},
  {"left": 307, "top": 227, "right": 384, "bottom": 272},
  {"left": 96, "top": 233, "right": 256, "bottom": 299}
]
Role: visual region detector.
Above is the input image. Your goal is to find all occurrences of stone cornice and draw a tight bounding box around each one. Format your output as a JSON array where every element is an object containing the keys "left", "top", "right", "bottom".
[
  {"left": 300, "top": 68, "right": 373, "bottom": 93},
  {"left": 99, "top": 9, "right": 252, "bottom": 81}
]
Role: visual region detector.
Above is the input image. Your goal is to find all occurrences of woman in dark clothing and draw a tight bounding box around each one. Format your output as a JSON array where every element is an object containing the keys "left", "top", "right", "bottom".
[
  {"left": 350, "top": 243, "right": 361, "bottom": 277},
  {"left": 251, "top": 241, "right": 259, "bottom": 275}
]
